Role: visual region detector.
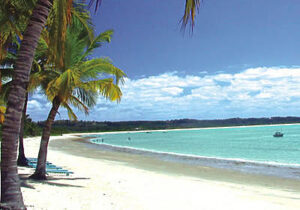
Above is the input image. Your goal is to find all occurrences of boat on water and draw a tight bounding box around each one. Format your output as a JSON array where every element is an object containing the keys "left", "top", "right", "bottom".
[{"left": 273, "top": 131, "right": 284, "bottom": 137}]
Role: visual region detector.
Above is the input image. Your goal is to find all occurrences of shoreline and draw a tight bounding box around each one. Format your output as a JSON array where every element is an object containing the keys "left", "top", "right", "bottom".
[
  {"left": 84, "top": 140, "right": 300, "bottom": 180},
  {"left": 51, "top": 134, "right": 300, "bottom": 192},
  {"left": 20, "top": 134, "right": 300, "bottom": 209},
  {"left": 82, "top": 124, "right": 300, "bottom": 181},
  {"left": 76, "top": 122, "right": 300, "bottom": 136}
]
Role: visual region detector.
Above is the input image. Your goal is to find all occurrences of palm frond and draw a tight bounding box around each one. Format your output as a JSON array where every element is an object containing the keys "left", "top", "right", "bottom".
[
  {"left": 79, "top": 58, "right": 126, "bottom": 85},
  {"left": 74, "top": 88, "right": 97, "bottom": 107},
  {"left": 85, "top": 78, "right": 122, "bottom": 102},
  {"left": 80, "top": 30, "right": 114, "bottom": 60},
  {"left": 0, "top": 105, "right": 6, "bottom": 124},
  {"left": 181, "top": 0, "right": 201, "bottom": 31},
  {"left": 0, "top": 68, "right": 14, "bottom": 78},
  {"left": 46, "top": 69, "right": 80, "bottom": 102},
  {"left": 71, "top": 6, "right": 94, "bottom": 43},
  {"left": 88, "top": 0, "right": 102, "bottom": 12},
  {"left": 47, "top": 0, "right": 73, "bottom": 68},
  {"left": 0, "top": 80, "right": 12, "bottom": 102},
  {"left": 61, "top": 101, "right": 78, "bottom": 121},
  {"left": 28, "top": 69, "right": 60, "bottom": 93},
  {"left": 68, "top": 95, "right": 90, "bottom": 115},
  {"left": 0, "top": 0, "right": 36, "bottom": 62}
]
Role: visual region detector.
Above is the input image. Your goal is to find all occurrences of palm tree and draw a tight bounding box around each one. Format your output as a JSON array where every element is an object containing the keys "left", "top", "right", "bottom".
[
  {"left": 0, "top": 1, "right": 51, "bottom": 207},
  {"left": 1, "top": 2, "right": 95, "bottom": 167},
  {"left": 1, "top": 0, "right": 199, "bottom": 207},
  {"left": 29, "top": 23, "right": 125, "bottom": 180}
]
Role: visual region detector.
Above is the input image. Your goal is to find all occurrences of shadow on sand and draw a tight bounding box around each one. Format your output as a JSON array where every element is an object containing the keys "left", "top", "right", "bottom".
[{"left": 19, "top": 174, "right": 90, "bottom": 189}]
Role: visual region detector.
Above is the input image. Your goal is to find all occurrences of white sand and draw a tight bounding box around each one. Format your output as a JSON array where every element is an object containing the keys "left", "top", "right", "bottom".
[{"left": 20, "top": 134, "right": 300, "bottom": 210}]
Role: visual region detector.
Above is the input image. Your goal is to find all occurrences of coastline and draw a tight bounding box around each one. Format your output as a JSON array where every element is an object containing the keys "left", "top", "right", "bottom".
[
  {"left": 83, "top": 123, "right": 300, "bottom": 180},
  {"left": 20, "top": 133, "right": 300, "bottom": 209},
  {"left": 82, "top": 140, "right": 300, "bottom": 180},
  {"left": 78, "top": 122, "right": 300, "bottom": 135},
  {"left": 52, "top": 134, "right": 300, "bottom": 191}
]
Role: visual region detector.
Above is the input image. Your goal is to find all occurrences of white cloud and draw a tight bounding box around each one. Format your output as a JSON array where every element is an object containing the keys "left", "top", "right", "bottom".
[
  {"left": 27, "top": 66, "right": 300, "bottom": 121},
  {"left": 27, "top": 100, "right": 42, "bottom": 110},
  {"left": 161, "top": 87, "right": 183, "bottom": 96}
]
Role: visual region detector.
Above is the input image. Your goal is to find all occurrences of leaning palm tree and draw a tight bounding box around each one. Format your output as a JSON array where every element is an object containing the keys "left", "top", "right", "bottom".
[
  {"left": 29, "top": 24, "right": 125, "bottom": 180},
  {"left": 1, "top": 4, "right": 94, "bottom": 205},
  {"left": 1, "top": 2, "right": 94, "bottom": 167},
  {"left": 1, "top": 0, "right": 199, "bottom": 207}
]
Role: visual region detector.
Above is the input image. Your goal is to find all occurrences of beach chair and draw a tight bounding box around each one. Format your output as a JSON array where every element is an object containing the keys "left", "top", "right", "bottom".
[
  {"left": 27, "top": 157, "right": 74, "bottom": 176},
  {"left": 28, "top": 162, "right": 63, "bottom": 169},
  {"left": 46, "top": 169, "right": 74, "bottom": 176},
  {"left": 27, "top": 158, "right": 53, "bottom": 165}
]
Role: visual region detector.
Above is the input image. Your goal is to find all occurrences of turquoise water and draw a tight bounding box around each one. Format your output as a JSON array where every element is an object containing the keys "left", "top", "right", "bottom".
[{"left": 88, "top": 124, "right": 300, "bottom": 167}]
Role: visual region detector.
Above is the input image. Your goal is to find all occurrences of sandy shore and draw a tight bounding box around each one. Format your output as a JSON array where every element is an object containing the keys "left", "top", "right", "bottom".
[{"left": 20, "top": 133, "right": 300, "bottom": 210}]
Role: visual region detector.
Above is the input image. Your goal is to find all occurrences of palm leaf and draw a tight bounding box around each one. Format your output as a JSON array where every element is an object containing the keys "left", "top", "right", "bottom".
[
  {"left": 61, "top": 101, "right": 78, "bottom": 121},
  {"left": 68, "top": 95, "right": 89, "bottom": 115},
  {"left": 0, "top": 105, "right": 6, "bottom": 124},
  {"left": 79, "top": 58, "right": 126, "bottom": 85},
  {"left": 85, "top": 78, "right": 122, "bottom": 102},
  {"left": 80, "top": 30, "right": 114, "bottom": 60},
  {"left": 88, "top": 0, "right": 102, "bottom": 12},
  {"left": 74, "top": 88, "right": 97, "bottom": 107},
  {"left": 182, "top": 0, "right": 201, "bottom": 30}
]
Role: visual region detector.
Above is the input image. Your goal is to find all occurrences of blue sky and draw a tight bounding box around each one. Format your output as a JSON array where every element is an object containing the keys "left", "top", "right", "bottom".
[{"left": 27, "top": 0, "right": 300, "bottom": 121}]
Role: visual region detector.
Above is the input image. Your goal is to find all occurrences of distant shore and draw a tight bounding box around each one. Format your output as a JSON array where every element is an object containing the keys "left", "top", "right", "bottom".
[
  {"left": 20, "top": 133, "right": 300, "bottom": 209},
  {"left": 74, "top": 122, "right": 300, "bottom": 135}
]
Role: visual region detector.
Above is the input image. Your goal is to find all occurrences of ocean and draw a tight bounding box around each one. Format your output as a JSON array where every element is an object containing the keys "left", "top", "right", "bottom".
[{"left": 86, "top": 124, "right": 300, "bottom": 179}]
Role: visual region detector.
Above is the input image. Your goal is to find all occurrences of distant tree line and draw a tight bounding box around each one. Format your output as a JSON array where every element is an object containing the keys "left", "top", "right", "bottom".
[
  {"left": 3, "top": 116, "right": 298, "bottom": 140},
  {"left": 34, "top": 116, "right": 300, "bottom": 134}
]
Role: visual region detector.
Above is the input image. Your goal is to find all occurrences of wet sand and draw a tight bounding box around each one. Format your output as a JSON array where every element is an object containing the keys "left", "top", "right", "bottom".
[
  {"left": 52, "top": 134, "right": 300, "bottom": 192},
  {"left": 20, "top": 134, "right": 300, "bottom": 210}
]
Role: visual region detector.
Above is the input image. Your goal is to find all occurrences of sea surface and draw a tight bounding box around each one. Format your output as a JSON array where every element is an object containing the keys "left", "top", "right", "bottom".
[{"left": 86, "top": 124, "right": 300, "bottom": 179}]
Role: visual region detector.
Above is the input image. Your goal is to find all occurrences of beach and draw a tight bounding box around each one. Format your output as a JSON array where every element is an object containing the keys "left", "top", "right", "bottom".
[{"left": 20, "top": 133, "right": 300, "bottom": 210}]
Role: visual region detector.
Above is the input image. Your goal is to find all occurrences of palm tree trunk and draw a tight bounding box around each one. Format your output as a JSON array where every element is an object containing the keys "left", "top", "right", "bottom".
[
  {"left": 1, "top": 0, "right": 53, "bottom": 208},
  {"left": 17, "top": 93, "right": 29, "bottom": 166},
  {"left": 29, "top": 97, "right": 61, "bottom": 180}
]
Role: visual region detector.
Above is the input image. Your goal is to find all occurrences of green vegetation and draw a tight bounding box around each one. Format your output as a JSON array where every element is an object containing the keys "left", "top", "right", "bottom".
[
  {"left": 4, "top": 116, "right": 296, "bottom": 140},
  {"left": 30, "top": 12, "right": 125, "bottom": 180},
  {"left": 0, "top": 0, "right": 200, "bottom": 208},
  {"left": 36, "top": 116, "right": 300, "bottom": 133}
]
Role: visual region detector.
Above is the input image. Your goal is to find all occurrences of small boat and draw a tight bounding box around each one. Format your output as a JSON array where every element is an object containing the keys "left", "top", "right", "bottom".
[{"left": 273, "top": 131, "right": 284, "bottom": 137}]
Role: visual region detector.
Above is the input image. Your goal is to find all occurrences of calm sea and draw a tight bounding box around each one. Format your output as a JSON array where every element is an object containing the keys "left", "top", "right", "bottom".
[{"left": 87, "top": 124, "right": 300, "bottom": 179}]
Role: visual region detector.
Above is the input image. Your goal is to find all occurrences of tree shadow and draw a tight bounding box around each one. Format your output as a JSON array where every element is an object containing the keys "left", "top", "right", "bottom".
[
  {"left": 20, "top": 180, "right": 35, "bottom": 189},
  {"left": 45, "top": 177, "right": 90, "bottom": 181},
  {"left": 35, "top": 181, "right": 84, "bottom": 188},
  {"left": 19, "top": 174, "right": 90, "bottom": 188}
]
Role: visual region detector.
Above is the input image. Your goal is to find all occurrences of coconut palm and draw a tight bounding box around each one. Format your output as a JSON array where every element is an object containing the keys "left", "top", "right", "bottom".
[
  {"left": 29, "top": 23, "right": 125, "bottom": 180},
  {"left": 2, "top": 2, "right": 94, "bottom": 168},
  {"left": 0, "top": 0, "right": 47, "bottom": 205},
  {"left": 1, "top": 0, "right": 94, "bottom": 166},
  {"left": 1, "top": 0, "right": 199, "bottom": 207}
]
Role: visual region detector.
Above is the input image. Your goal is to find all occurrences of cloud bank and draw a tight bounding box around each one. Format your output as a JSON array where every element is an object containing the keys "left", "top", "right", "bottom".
[{"left": 27, "top": 66, "right": 300, "bottom": 121}]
